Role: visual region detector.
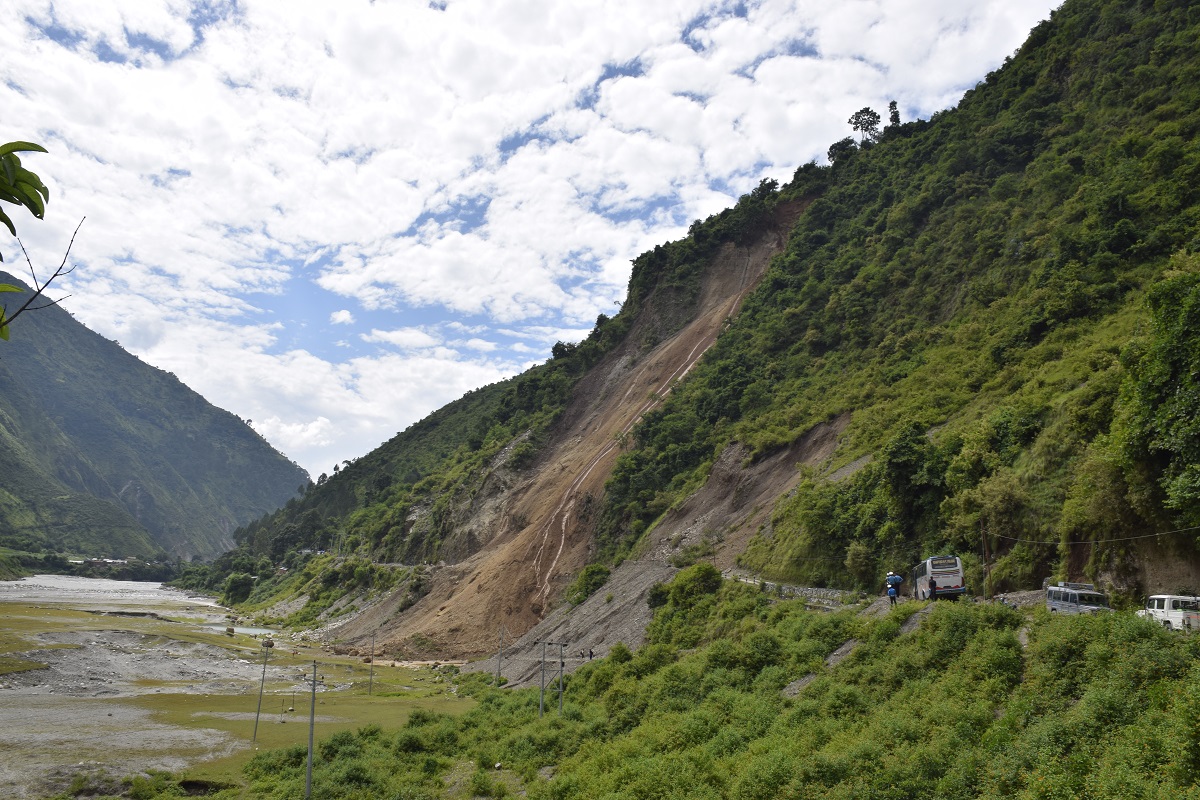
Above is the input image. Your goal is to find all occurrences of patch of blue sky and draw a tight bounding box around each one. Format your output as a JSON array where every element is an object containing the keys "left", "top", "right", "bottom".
[
  {"left": 92, "top": 38, "right": 127, "bottom": 64},
  {"left": 736, "top": 38, "right": 820, "bottom": 79},
  {"left": 592, "top": 193, "right": 683, "bottom": 227},
  {"left": 404, "top": 194, "right": 490, "bottom": 236},
  {"left": 497, "top": 128, "right": 541, "bottom": 157},
  {"left": 681, "top": 2, "right": 749, "bottom": 53},
  {"left": 244, "top": 268, "right": 371, "bottom": 359},
  {"left": 706, "top": 167, "right": 770, "bottom": 200},
  {"left": 25, "top": 15, "right": 86, "bottom": 50},
  {"left": 28, "top": 13, "right": 183, "bottom": 64},
  {"left": 496, "top": 113, "right": 555, "bottom": 160},
  {"left": 574, "top": 59, "right": 645, "bottom": 111},
  {"left": 125, "top": 30, "right": 178, "bottom": 61},
  {"left": 674, "top": 90, "right": 711, "bottom": 105},
  {"left": 328, "top": 146, "right": 377, "bottom": 166},
  {"left": 147, "top": 168, "right": 192, "bottom": 189},
  {"left": 186, "top": 1, "right": 240, "bottom": 45},
  {"left": 681, "top": 11, "right": 715, "bottom": 53},
  {"left": 782, "top": 37, "right": 819, "bottom": 59}
]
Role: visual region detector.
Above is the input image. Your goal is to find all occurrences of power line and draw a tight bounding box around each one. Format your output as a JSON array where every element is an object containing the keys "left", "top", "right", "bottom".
[{"left": 993, "top": 524, "right": 1200, "bottom": 546}]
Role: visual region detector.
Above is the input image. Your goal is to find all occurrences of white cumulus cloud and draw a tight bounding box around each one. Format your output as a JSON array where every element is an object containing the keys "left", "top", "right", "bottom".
[{"left": 0, "top": 0, "right": 1058, "bottom": 477}]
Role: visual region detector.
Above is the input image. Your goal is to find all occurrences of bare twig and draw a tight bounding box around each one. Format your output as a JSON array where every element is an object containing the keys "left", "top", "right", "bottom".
[{"left": 3, "top": 217, "right": 84, "bottom": 330}]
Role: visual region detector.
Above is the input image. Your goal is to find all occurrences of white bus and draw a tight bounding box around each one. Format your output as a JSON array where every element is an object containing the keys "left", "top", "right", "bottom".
[{"left": 910, "top": 555, "right": 967, "bottom": 600}]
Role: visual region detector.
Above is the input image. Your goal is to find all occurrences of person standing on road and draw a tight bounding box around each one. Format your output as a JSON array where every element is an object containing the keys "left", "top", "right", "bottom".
[
  {"left": 887, "top": 583, "right": 898, "bottom": 607},
  {"left": 928, "top": 577, "right": 937, "bottom": 601}
]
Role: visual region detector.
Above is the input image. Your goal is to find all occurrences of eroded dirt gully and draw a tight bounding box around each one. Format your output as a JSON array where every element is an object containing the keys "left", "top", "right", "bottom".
[{"left": 329, "top": 199, "right": 858, "bottom": 671}]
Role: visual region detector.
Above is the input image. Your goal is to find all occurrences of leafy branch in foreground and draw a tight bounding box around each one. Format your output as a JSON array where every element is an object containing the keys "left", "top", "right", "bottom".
[
  {"left": 0, "top": 141, "right": 50, "bottom": 262},
  {"left": 0, "top": 218, "right": 83, "bottom": 341}
]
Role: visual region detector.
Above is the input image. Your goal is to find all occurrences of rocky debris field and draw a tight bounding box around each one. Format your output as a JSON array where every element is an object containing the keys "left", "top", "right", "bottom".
[
  {"left": 0, "top": 577, "right": 302, "bottom": 798},
  {"left": 1, "top": 629, "right": 292, "bottom": 697}
]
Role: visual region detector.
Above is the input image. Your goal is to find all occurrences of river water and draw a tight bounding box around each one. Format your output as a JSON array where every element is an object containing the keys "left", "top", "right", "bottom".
[{"left": 0, "top": 573, "right": 222, "bottom": 611}]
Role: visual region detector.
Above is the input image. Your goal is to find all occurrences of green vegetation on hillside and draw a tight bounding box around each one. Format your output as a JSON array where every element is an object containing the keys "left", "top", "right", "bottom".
[
  {"left": 122, "top": 567, "right": 1200, "bottom": 799},
  {"left": 599, "top": 0, "right": 1200, "bottom": 592},
  {"left": 0, "top": 273, "right": 308, "bottom": 561}
]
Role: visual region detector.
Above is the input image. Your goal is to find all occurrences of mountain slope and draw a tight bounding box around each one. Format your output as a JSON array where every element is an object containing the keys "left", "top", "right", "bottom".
[
  {"left": 199, "top": 0, "right": 1200, "bottom": 659},
  {"left": 319, "top": 201, "right": 805, "bottom": 655},
  {"left": 603, "top": 0, "right": 1200, "bottom": 593},
  {"left": 0, "top": 272, "right": 308, "bottom": 559}
]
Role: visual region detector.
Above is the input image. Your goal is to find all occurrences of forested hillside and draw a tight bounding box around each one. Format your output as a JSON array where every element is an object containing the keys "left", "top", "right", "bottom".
[
  {"left": 603, "top": 0, "right": 1200, "bottom": 593},
  {"left": 189, "top": 0, "right": 1200, "bottom": 642},
  {"left": 0, "top": 273, "right": 308, "bottom": 561}
]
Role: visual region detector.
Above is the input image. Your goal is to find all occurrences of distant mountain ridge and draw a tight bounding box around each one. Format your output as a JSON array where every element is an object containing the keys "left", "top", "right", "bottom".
[{"left": 0, "top": 271, "right": 308, "bottom": 560}]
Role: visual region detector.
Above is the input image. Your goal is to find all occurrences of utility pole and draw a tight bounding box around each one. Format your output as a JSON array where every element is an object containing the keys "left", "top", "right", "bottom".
[
  {"left": 368, "top": 631, "right": 376, "bottom": 696},
  {"left": 981, "top": 520, "right": 991, "bottom": 598},
  {"left": 252, "top": 642, "right": 270, "bottom": 742},
  {"left": 539, "top": 641, "right": 547, "bottom": 718},
  {"left": 495, "top": 629, "right": 504, "bottom": 687},
  {"left": 557, "top": 642, "right": 565, "bottom": 714}
]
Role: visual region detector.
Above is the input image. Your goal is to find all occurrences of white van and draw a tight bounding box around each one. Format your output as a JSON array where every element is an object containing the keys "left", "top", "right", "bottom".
[
  {"left": 1137, "top": 595, "right": 1200, "bottom": 631},
  {"left": 1045, "top": 582, "right": 1110, "bottom": 614}
]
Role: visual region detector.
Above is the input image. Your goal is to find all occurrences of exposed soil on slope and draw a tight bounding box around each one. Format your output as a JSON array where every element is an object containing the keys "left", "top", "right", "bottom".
[
  {"left": 328, "top": 200, "right": 858, "bottom": 662},
  {"left": 649, "top": 415, "right": 849, "bottom": 573}
]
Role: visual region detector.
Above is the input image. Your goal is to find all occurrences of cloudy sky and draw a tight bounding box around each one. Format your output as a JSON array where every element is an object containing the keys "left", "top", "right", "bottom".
[{"left": 2, "top": 0, "right": 1058, "bottom": 479}]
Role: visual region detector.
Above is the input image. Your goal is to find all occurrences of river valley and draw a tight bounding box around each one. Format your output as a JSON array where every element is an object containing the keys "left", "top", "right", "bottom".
[{"left": 0, "top": 575, "right": 465, "bottom": 798}]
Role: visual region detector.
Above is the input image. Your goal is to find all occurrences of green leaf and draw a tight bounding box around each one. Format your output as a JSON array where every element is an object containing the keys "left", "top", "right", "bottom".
[
  {"left": 0, "top": 309, "right": 8, "bottom": 341},
  {"left": 15, "top": 182, "right": 45, "bottom": 218},
  {"left": 0, "top": 284, "right": 21, "bottom": 293},
  {"left": 0, "top": 154, "right": 15, "bottom": 187},
  {"left": 0, "top": 207, "right": 15, "bottom": 236},
  {"left": 13, "top": 168, "right": 50, "bottom": 204},
  {"left": 13, "top": 166, "right": 46, "bottom": 191},
  {"left": 0, "top": 142, "right": 48, "bottom": 158}
]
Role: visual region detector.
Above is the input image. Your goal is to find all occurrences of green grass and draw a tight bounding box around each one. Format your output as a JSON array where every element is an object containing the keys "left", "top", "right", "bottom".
[{"left": 0, "top": 654, "right": 47, "bottom": 675}]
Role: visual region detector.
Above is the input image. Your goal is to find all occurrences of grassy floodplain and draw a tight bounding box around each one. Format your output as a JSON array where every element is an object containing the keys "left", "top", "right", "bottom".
[{"left": 0, "top": 580, "right": 472, "bottom": 799}]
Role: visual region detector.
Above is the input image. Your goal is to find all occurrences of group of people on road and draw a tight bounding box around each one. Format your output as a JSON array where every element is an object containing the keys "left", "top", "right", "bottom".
[
  {"left": 885, "top": 571, "right": 903, "bottom": 605},
  {"left": 883, "top": 571, "right": 938, "bottom": 605}
]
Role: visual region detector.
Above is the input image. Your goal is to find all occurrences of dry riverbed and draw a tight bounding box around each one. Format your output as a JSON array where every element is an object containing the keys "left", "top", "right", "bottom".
[{"left": 0, "top": 576, "right": 332, "bottom": 798}]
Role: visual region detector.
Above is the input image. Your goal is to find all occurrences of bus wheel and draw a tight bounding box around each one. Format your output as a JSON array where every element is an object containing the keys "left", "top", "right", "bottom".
[{"left": 1164, "top": 621, "right": 1173, "bottom": 630}]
